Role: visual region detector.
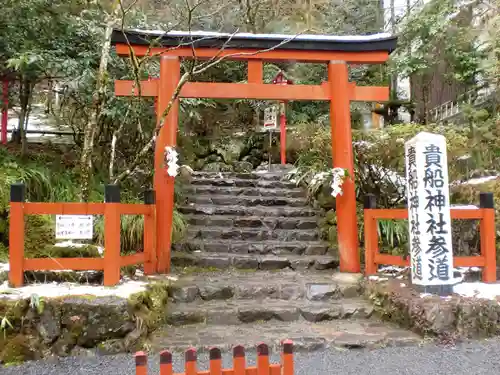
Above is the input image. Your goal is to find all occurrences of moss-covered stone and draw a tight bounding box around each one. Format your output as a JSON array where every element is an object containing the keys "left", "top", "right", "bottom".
[
  {"left": 0, "top": 280, "right": 171, "bottom": 364},
  {"left": 0, "top": 334, "right": 43, "bottom": 365},
  {"left": 365, "top": 278, "right": 500, "bottom": 339}
]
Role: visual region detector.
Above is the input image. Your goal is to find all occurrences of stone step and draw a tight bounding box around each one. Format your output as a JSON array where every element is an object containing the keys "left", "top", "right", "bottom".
[
  {"left": 184, "top": 186, "right": 305, "bottom": 198},
  {"left": 166, "top": 298, "right": 374, "bottom": 326},
  {"left": 185, "top": 215, "right": 318, "bottom": 230},
  {"left": 151, "top": 320, "right": 421, "bottom": 353},
  {"left": 185, "top": 195, "right": 308, "bottom": 207},
  {"left": 190, "top": 178, "right": 297, "bottom": 189},
  {"left": 186, "top": 226, "right": 320, "bottom": 241},
  {"left": 165, "top": 270, "right": 363, "bottom": 303},
  {"left": 179, "top": 205, "right": 317, "bottom": 217},
  {"left": 174, "top": 239, "right": 329, "bottom": 255},
  {"left": 171, "top": 252, "right": 339, "bottom": 271},
  {"left": 191, "top": 171, "right": 287, "bottom": 181}
]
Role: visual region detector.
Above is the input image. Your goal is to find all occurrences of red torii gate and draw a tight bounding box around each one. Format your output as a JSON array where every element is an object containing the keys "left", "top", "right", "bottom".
[{"left": 111, "top": 30, "right": 397, "bottom": 274}]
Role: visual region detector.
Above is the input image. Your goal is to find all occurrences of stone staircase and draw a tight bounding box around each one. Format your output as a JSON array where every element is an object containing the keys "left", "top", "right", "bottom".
[
  {"left": 152, "top": 171, "right": 420, "bottom": 353},
  {"left": 174, "top": 171, "right": 338, "bottom": 269}
]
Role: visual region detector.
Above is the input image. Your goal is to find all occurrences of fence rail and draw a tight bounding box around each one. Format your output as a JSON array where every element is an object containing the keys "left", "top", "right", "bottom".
[
  {"left": 363, "top": 192, "right": 496, "bottom": 282},
  {"left": 428, "top": 85, "right": 496, "bottom": 122},
  {"left": 135, "top": 342, "right": 294, "bottom": 375},
  {"left": 9, "top": 183, "right": 157, "bottom": 287}
]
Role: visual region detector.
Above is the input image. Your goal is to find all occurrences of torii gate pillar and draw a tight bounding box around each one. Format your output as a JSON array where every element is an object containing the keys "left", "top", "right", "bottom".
[
  {"left": 329, "top": 62, "right": 360, "bottom": 273},
  {"left": 155, "top": 56, "right": 180, "bottom": 273}
]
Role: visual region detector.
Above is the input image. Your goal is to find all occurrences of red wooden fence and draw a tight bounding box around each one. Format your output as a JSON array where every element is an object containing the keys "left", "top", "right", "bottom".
[
  {"left": 363, "top": 193, "right": 496, "bottom": 282},
  {"left": 135, "top": 342, "right": 294, "bottom": 375},
  {"left": 9, "top": 183, "right": 156, "bottom": 287}
]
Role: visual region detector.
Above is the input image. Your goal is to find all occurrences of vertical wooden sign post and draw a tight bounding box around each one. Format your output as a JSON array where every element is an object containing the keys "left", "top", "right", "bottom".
[{"left": 405, "top": 132, "right": 454, "bottom": 295}]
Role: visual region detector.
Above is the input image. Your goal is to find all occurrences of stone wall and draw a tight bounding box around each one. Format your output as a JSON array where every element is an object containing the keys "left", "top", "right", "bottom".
[
  {"left": 0, "top": 282, "right": 169, "bottom": 365},
  {"left": 365, "top": 278, "right": 500, "bottom": 340},
  {"left": 178, "top": 132, "right": 290, "bottom": 172}
]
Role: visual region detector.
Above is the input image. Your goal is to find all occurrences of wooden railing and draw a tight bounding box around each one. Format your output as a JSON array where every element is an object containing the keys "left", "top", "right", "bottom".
[
  {"left": 9, "top": 183, "right": 156, "bottom": 287},
  {"left": 363, "top": 192, "right": 496, "bottom": 282},
  {"left": 135, "top": 342, "right": 294, "bottom": 375}
]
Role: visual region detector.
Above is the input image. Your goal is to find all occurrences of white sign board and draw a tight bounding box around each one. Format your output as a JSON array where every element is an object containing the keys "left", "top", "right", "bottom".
[
  {"left": 56, "top": 215, "right": 94, "bottom": 240},
  {"left": 405, "top": 132, "right": 453, "bottom": 287},
  {"left": 263, "top": 106, "right": 277, "bottom": 129}
]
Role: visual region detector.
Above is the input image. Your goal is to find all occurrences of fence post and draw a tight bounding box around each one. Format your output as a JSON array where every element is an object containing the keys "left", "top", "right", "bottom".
[
  {"left": 104, "top": 184, "right": 121, "bottom": 286},
  {"left": 480, "top": 192, "right": 496, "bottom": 282},
  {"left": 257, "top": 343, "right": 270, "bottom": 375},
  {"left": 233, "top": 345, "right": 246, "bottom": 375},
  {"left": 282, "top": 340, "right": 294, "bottom": 375},
  {"left": 363, "top": 194, "right": 378, "bottom": 275},
  {"left": 185, "top": 348, "right": 197, "bottom": 375},
  {"left": 159, "top": 350, "right": 173, "bottom": 375},
  {"left": 135, "top": 351, "right": 148, "bottom": 375},
  {"left": 209, "top": 347, "right": 222, "bottom": 375},
  {"left": 143, "top": 190, "right": 156, "bottom": 274},
  {"left": 9, "top": 183, "right": 25, "bottom": 287}
]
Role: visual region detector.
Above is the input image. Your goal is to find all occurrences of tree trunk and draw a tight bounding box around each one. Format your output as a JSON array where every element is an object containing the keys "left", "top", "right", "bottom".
[
  {"left": 18, "top": 79, "right": 33, "bottom": 156},
  {"left": 78, "top": 5, "right": 120, "bottom": 201}
]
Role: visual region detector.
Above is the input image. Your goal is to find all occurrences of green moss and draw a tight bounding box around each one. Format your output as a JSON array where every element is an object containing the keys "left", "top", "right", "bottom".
[
  {"left": 24, "top": 215, "right": 56, "bottom": 258},
  {"left": 176, "top": 266, "right": 220, "bottom": 275},
  {"left": 0, "top": 334, "right": 37, "bottom": 365},
  {"left": 128, "top": 282, "right": 169, "bottom": 331}
]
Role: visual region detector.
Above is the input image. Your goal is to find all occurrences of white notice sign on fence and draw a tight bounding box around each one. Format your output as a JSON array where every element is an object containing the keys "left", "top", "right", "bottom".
[{"left": 55, "top": 215, "right": 93, "bottom": 239}]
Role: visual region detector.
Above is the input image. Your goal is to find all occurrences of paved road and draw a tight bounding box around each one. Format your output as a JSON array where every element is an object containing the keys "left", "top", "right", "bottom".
[{"left": 4, "top": 340, "right": 500, "bottom": 375}]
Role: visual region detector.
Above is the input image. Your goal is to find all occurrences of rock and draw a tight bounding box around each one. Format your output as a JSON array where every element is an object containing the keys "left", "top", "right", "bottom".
[
  {"left": 124, "top": 326, "right": 147, "bottom": 350},
  {"left": 334, "top": 333, "right": 384, "bottom": 349},
  {"left": 0, "top": 334, "right": 41, "bottom": 364},
  {"left": 238, "top": 308, "right": 274, "bottom": 323},
  {"left": 331, "top": 273, "right": 364, "bottom": 284},
  {"left": 36, "top": 303, "right": 61, "bottom": 345},
  {"left": 169, "top": 285, "right": 199, "bottom": 303},
  {"left": 314, "top": 258, "right": 339, "bottom": 270},
  {"left": 290, "top": 259, "right": 314, "bottom": 270},
  {"left": 291, "top": 337, "right": 326, "bottom": 351},
  {"left": 280, "top": 285, "right": 304, "bottom": 300},
  {"left": 271, "top": 307, "right": 300, "bottom": 321},
  {"left": 232, "top": 257, "right": 259, "bottom": 269},
  {"left": 299, "top": 306, "right": 341, "bottom": 322},
  {"left": 199, "top": 285, "right": 234, "bottom": 300},
  {"left": 51, "top": 331, "right": 76, "bottom": 357},
  {"left": 236, "top": 285, "right": 278, "bottom": 299},
  {"left": 59, "top": 296, "right": 135, "bottom": 348},
  {"left": 69, "top": 346, "right": 96, "bottom": 357},
  {"left": 199, "top": 256, "right": 231, "bottom": 269},
  {"left": 167, "top": 311, "right": 205, "bottom": 326},
  {"left": 202, "top": 162, "right": 234, "bottom": 173},
  {"left": 306, "top": 284, "right": 340, "bottom": 301},
  {"left": 425, "top": 303, "right": 455, "bottom": 334},
  {"left": 342, "top": 303, "right": 373, "bottom": 319},
  {"left": 233, "top": 161, "right": 254, "bottom": 173},
  {"left": 260, "top": 258, "right": 290, "bottom": 270},
  {"left": 96, "top": 339, "right": 126, "bottom": 355},
  {"left": 304, "top": 245, "right": 327, "bottom": 255},
  {"left": 296, "top": 220, "right": 318, "bottom": 230}
]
